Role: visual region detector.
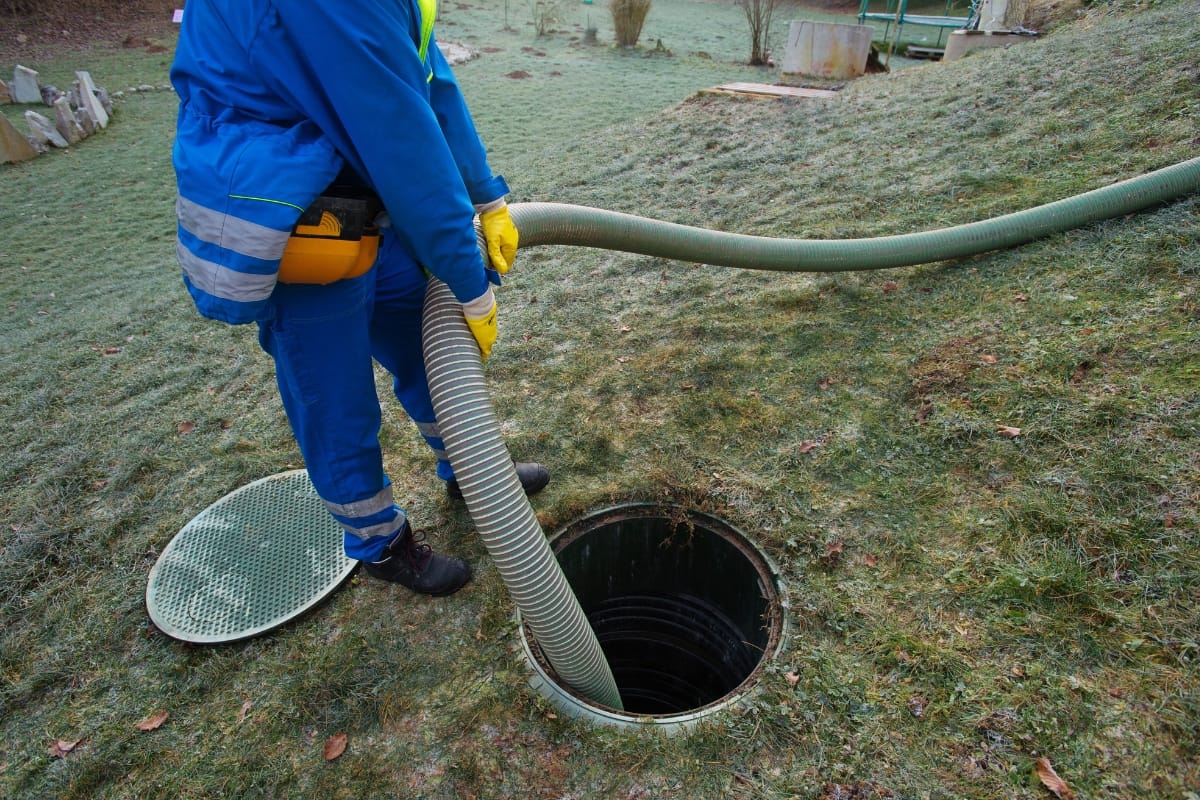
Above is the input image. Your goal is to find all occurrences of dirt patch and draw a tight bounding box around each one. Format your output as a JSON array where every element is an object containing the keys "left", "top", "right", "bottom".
[
  {"left": 1022, "top": 0, "right": 1086, "bottom": 31},
  {"left": 907, "top": 333, "right": 999, "bottom": 402},
  {"left": 0, "top": 1, "right": 178, "bottom": 64}
]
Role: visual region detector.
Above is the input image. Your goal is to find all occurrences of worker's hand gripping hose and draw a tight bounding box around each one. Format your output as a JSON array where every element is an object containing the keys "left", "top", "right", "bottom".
[
  {"left": 461, "top": 286, "right": 499, "bottom": 362},
  {"left": 477, "top": 199, "right": 520, "bottom": 275}
]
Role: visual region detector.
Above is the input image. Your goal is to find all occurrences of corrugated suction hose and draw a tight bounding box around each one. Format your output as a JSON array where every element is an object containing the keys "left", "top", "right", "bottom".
[
  {"left": 422, "top": 271, "right": 624, "bottom": 710},
  {"left": 422, "top": 157, "right": 1199, "bottom": 710}
]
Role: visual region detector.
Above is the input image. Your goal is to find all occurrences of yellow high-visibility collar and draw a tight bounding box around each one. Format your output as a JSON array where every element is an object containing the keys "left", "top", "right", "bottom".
[{"left": 417, "top": 0, "right": 437, "bottom": 78}]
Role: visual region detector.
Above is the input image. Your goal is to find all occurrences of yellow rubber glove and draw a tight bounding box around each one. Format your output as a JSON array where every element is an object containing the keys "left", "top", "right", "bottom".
[
  {"left": 462, "top": 287, "right": 498, "bottom": 361},
  {"left": 478, "top": 200, "right": 519, "bottom": 275}
]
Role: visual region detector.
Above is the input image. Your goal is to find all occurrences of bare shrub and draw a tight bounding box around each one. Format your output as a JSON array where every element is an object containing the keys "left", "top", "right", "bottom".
[
  {"left": 738, "top": 0, "right": 786, "bottom": 66},
  {"left": 530, "top": 0, "right": 564, "bottom": 36},
  {"left": 610, "top": 0, "right": 652, "bottom": 48}
]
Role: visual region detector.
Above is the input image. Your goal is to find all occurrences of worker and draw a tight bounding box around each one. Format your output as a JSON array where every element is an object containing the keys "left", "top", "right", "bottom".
[{"left": 169, "top": 0, "right": 549, "bottom": 598}]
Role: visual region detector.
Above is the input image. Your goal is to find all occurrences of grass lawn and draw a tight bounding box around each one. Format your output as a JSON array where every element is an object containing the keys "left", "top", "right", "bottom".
[{"left": 2, "top": 0, "right": 1198, "bottom": 797}]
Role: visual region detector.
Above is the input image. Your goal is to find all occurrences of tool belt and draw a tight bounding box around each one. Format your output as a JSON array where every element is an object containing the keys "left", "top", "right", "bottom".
[{"left": 278, "top": 186, "right": 382, "bottom": 285}]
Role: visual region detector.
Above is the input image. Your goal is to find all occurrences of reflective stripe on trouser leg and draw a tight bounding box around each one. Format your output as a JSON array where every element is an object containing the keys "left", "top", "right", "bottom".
[
  {"left": 257, "top": 269, "right": 406, "bottom": 562},
  {"left": 370, "top": 232, "right": 456, "bottom": 481}
]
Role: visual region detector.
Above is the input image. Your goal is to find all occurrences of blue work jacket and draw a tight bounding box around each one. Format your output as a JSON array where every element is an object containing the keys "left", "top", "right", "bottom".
[{"left": 171, "top": 0, "right": 508, "bottom": 324}]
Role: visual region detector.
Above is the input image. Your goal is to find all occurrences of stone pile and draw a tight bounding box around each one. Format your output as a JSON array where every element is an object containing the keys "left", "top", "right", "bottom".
[
  {"left": 1, "top": 39, "right": 475, "bottom": 165},
  {"left": 0, "top": 65, "right": 113, "bottom": 164}
]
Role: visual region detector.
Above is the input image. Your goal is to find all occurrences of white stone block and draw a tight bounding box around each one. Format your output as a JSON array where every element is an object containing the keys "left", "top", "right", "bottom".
[
  {"left": 75, "top": 71, "right": 109, "bottom": 129},
  {"left": 25, "top": 110, "right": 69, "bottom": 148},
  {"left": 12, "top": 65, "right": 42, "bottom": 104},
  {"left": 53, "top": 96, "right": 84, "bottom": 144}
]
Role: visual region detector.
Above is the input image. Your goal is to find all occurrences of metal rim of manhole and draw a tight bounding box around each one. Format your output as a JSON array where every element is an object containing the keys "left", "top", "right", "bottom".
[
  {"left": 145, "top": 470, "right": 356, "bottom": 644},
  {"left": 519, "top": 503, "right": 788, "bottom": 731}
]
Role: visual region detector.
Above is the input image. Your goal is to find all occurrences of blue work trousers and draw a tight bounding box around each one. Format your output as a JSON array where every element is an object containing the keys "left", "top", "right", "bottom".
[{"left": 257, "top": 232, "right": 453, "bottom": 562}]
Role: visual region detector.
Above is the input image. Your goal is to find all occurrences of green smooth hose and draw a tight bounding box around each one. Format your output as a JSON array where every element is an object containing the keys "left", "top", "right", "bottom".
[{"left": 509, "top": 157, "right": 1200, "bottom": 271}]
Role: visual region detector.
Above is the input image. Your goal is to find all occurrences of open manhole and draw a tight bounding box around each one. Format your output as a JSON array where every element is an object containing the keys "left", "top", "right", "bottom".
[{"left": 520, "top": 504, "right": 786, "bottom": 729}]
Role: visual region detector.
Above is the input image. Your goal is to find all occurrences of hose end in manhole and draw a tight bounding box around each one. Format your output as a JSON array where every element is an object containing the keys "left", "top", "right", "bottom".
[{"left": 519, "top": 503, "right": 787, "bottom": 731}]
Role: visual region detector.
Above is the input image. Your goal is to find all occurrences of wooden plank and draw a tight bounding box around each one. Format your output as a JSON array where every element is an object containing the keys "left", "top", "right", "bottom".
[{"left": 707, "top": 83, "right": 839, "bottom": 100}]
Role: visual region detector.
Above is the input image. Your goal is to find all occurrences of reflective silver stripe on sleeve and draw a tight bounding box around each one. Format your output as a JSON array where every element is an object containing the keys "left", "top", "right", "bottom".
[
  {"left": 176, "top": 239, "right": 278, "bottom": 303},
  {"left": 322, "top": 484, "right": 395, "bottom": 519},
  {"left": 177, "top": 194, "right": 292, "bottom": 261}
]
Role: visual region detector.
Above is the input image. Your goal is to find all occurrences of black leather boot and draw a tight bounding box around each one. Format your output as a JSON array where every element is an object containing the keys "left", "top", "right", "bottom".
[
  {"left": 362, "top": 522, "right": 471, "bottom": 597},
  {"left": 445, "top": 461, "right": 550, "bottom": 500}
]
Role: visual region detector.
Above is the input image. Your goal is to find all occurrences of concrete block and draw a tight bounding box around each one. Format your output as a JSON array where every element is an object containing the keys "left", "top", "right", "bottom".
[
  {"left": 944, "top": 29, "right": 1037, "bottom": 61},
  {"left": 781, "top": 20, "right": 873, "bottom": 80}
]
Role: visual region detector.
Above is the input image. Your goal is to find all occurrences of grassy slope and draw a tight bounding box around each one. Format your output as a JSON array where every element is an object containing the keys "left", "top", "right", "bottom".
[{"left": 1, "top": 0, "right": 1197, "bottom": 797}]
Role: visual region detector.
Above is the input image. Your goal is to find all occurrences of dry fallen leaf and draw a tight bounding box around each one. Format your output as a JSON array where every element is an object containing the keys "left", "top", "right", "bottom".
[
  {"left": 237, "top": 700, "right": 252, "bottom": 724},
  {"left": 49, "top": 739, "right": 80, "bottom": 758},
  {"left": 881, "top": 281, "right": 899, "bottom": 294},
  {"left": 784, "top": 671, "right": 800, "bottom": 687},
  {"left": 823, "top": 540, "right": 844, "bottom": 559},
  {"left": 996, "top": 425, "right": 1022, "bottom": 438},
  {"left": 863, "top": 553, "right": 878, "bottom": 568},
  {"left": 323, "top": 732, "right": 348, "bottom": 761},
  {"left": 1034, "top": 758, "right": 1076, "bottom": 800},
  {"left": 980, "top": 354, "right": 998, "bottom": 364},
  {"left": 176, "top": 421, "right": 195, "bottom": 434},
  {"left": 136, "top": 711, "right": 169, "bottom": 731},
  {"left": 798, "top": 440, "right": 821, "bottom": 454}
]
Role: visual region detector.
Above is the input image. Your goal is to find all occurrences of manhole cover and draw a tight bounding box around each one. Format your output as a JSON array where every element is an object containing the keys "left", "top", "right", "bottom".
[{"left": 146, "top": 470, "right": 356, "bottom": 643}]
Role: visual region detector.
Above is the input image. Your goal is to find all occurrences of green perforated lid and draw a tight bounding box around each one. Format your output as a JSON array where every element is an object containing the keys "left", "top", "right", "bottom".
[{"left": 146, "top": 470, "right": 356, "bottom": 643}]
